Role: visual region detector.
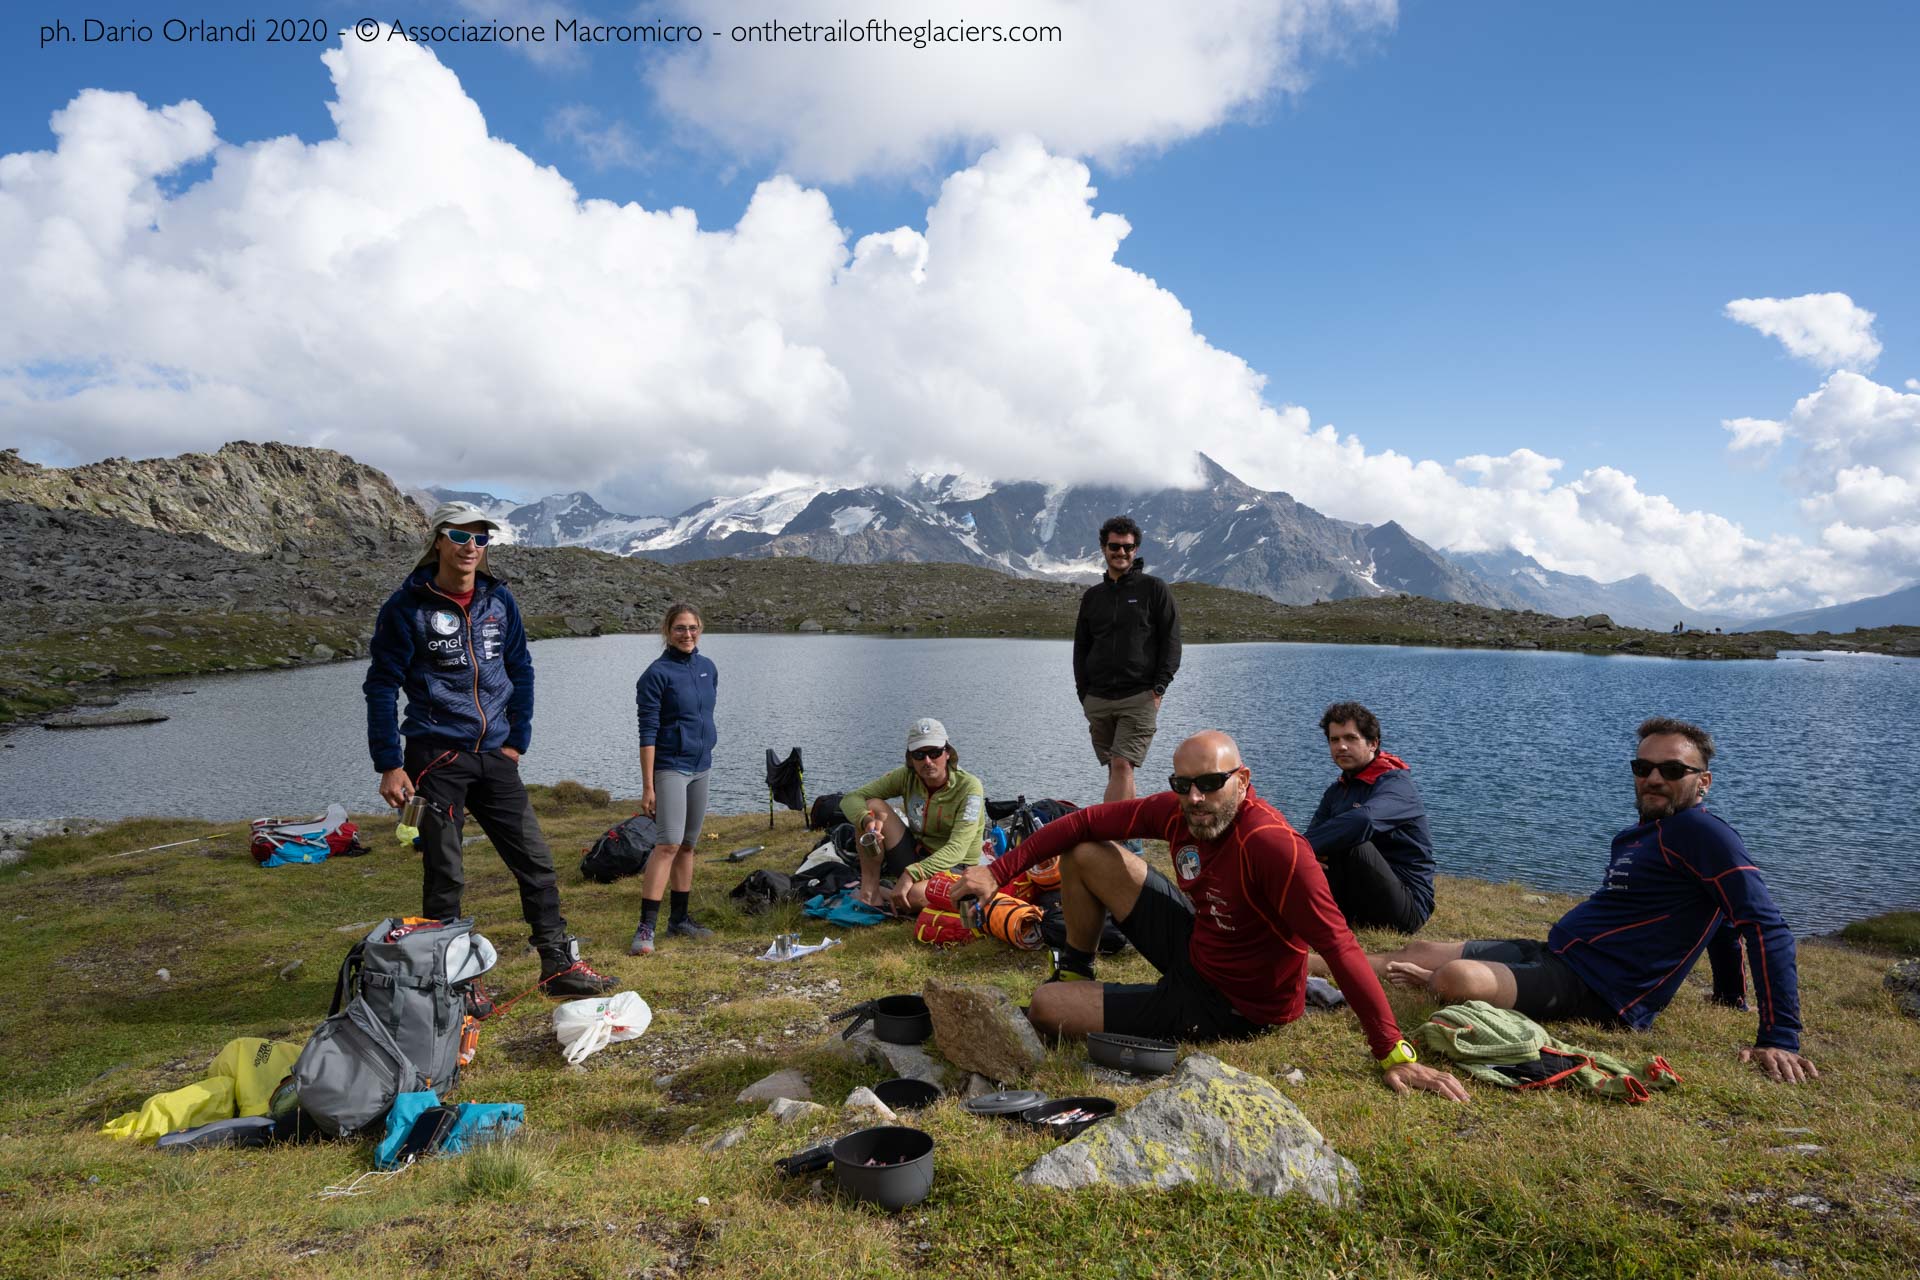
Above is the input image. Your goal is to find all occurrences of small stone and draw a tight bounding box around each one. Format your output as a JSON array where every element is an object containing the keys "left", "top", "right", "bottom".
[
  {"left": 1775, "top": 1127, "right": 1815, "bottom": 1136},
  {"left": 155, "top": 968, "right": 171, "bottom": 981},
  {"left": 1282, "top": 1068, "right": 1306, "bottom": 1086},
  {"left": 844, "top": 1087, "right": 899, "bottom": 1124},
  {"left": 738, "top": 1069, "right": 811, "bottom": 1103},
  {"left": 695, "top": 1196, "right": 710, "bottom": 1206},
  {"left": 768, "top": 1098, "right": 826, "bottom": 1126},
  {"left": 703, "top": 1125, "right": 748, "bottom": 1153},
  {"left": 1785, "top": 1194, "right": 1831, "bottom": 1212},
  {"left": 1522, "top": 894, "right": 1549, "bottom": 905},
  {"left": 278, "top": 960, "right": 304, "bottom": 981},
  {"left": 1766, "top": 1144, "right": 1822, "bottom": 1155}
]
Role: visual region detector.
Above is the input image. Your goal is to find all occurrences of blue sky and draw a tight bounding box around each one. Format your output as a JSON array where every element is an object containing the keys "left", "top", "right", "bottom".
[{"left": 2, "top": 1, "right": 1915, "bottom": 613}]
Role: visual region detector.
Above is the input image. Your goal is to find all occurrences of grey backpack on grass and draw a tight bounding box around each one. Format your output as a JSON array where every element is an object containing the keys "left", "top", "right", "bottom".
[{"left": 290, "top": 918, "right": 497, "bottom": 1138}]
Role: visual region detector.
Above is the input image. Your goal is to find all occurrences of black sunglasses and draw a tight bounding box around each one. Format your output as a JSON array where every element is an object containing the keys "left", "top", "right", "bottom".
[
  {"left": 1630, "top": 758, "right": 1706, "bottom": 781},
  {"left": 442, "top": 529, "right": 493, "bottom": 547},
  {"left": 1168, "top": 769, "right": 1241, "bottom": 795},
  {"left": 1104, "top": 541, "right": 1137, "bottom": 553},
  {"left": 909, "top": 746, "right": 946, "bottom": 761}
]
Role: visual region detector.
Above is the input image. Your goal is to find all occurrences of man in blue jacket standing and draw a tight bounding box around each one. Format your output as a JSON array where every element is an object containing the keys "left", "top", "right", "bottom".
[
  {"left": 1304, "top": 702, "right": 1435, "bottom": 933},
  {"left": 363, "top": 501, "right": 615, "bottom": 998},
  {"left": 1369, "top": 716, "right": 1818, "bottom": 1084}
]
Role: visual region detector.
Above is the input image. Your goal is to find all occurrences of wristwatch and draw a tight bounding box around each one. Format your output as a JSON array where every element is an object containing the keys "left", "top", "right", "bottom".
[{"left": 1377, "top": 1039, "right": 1418, "bottom": 1070}]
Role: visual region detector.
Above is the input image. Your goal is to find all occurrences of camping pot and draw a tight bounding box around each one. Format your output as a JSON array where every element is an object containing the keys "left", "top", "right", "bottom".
[
  {"left": 831, "top": 1126, "right": 936, "bottom": 1211},
  {"left": 1086, "top": 1032, "right": 1179, "bottom": 1077},
  {"left": 830, "top": 995, "right": 933, "bottom": 1045},
  {"left": 872, "top": 1078, "right": 941, "bottom": 1112},
  {"left": 1020, "top": 1096, "right": 1118, "bottom": 1139}
]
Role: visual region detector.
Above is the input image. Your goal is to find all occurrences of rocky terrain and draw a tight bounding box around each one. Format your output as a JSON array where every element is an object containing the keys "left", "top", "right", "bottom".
[{"left": 3, "top": 443, "right": 1915, "bottom": 724}]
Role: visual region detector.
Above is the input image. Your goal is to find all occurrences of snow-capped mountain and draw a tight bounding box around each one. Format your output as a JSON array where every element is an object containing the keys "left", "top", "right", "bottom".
[{"left": 428, "top": 459, "right": 1718, "bottom": 621}]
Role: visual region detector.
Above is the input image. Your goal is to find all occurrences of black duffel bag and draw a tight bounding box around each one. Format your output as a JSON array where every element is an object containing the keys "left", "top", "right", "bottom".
[{"left": 579, "top": 814, "right": 659, "bottom": 883}]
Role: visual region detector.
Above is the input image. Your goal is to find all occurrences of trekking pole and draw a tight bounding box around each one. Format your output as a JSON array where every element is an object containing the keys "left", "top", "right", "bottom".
[{"left": 106, "top": 833, "right": 229, "bottom": 860}]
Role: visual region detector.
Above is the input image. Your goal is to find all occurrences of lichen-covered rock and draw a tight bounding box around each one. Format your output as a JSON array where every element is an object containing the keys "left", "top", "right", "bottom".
[
  {"left": 924, "top": 979, "right": 1046, "bottom": 1083},
  {"left": 1886, "top": 959, "right": 1920, "bottom": 1020},
  {"left": 1018, "top": 1053, "right": 1361, "bottom": 1206}
]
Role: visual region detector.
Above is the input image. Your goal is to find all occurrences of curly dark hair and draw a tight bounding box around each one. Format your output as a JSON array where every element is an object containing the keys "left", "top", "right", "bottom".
[
  {"left": 1098, "top": 515, "right": 1142, "bottom": 548},
  {"left": 1319, "top": 702, "right": 1381, "bottom": 744},
  {"left": 1636, "top": 716, "right": 1715, "bottom": 766}
]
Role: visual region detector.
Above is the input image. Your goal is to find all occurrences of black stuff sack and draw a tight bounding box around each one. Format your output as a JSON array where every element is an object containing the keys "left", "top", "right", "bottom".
[
  {"left": 730, "top": 869, "right": 793, "bottom": 915},
  {"left": 580, "top": 814, "right": 659, "bottom": 884}
]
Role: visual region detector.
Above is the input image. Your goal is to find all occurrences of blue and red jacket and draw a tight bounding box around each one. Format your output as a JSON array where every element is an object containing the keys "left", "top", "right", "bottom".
[
  {"left": 363, "top": 567, "right": 534, "bottom": 772},
  {"left": 1303, "top": 752, "right": 1436, "bottom": 919},
  {"left": 1548, "top": 805, "right": 1802, "bottom": 1051}
]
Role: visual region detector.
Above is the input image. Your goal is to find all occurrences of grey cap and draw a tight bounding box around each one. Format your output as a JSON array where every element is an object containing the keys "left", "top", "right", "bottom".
[
  {"left": 428, "top": 500, "right": 504, "bottom": 532},
  {"left": 905, "top": 716, "right": 949, "bottom": 752}
]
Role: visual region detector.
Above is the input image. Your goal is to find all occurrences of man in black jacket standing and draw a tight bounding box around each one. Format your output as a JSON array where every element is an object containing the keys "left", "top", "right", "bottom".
[{"left": 1074, "top": 516, "right": 1182, "bottom": 803}]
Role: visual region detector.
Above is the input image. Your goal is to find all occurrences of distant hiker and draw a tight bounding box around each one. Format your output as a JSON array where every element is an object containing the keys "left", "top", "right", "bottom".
[
  {"left": 1302, "top": 702, "right": 1435, "bottom": 933},
  {"left": 363, "top": 500, "right": 615, "bottom": 998},
  {"left": 952, "top": 731, "right": 1470, "bottom": 1101},
  {"left": 629, "top": 603, "right": 719, "bottom": 957},
  {"left": 840, "top": 717, "right": 988, "bottom": 915},
  {"left": 1074, "top": 515, "right": 1181, "bottom": 804},
  {"left": 1366, "top": 717, "right": 1817, "bottom": 1084}
]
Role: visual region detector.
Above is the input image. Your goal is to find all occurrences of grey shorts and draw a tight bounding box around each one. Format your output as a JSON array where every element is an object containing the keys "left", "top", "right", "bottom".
[
  {"left": 1083, "top": 689, "right": 1159, "bottom": 767},
  {"left": 653, "top": 769, "right": 710, "bottom": 846}
]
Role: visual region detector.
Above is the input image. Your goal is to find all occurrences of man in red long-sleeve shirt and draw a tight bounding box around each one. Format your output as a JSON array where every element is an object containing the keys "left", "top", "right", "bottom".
[{"left": 952, "top": 731, "right": 1468, "bottom": 1100}]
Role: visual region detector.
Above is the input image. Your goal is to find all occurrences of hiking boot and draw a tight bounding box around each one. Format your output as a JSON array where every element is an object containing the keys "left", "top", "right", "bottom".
[
  {"left": 628, "top": 922, "right": 656, "bottom": 956},
  {"left": 666, "top": 918, "right": 714, "bottom": 940},
  {"left": 539, "top": 937, "right": 616, "bottom": 997}
]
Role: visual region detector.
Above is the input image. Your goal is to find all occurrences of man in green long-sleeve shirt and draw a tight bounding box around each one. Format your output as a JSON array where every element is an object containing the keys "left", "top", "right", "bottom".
[{"left": 841, "top": 716, "right": 988, "bottom": 913}]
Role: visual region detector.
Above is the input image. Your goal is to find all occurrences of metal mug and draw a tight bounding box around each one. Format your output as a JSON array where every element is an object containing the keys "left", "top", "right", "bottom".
[
  {"left": 399, "top": 794, "right": 428, "bottom": 827},
  {"left": 773, "top": 933, "right": 793, "bottom": 959}
]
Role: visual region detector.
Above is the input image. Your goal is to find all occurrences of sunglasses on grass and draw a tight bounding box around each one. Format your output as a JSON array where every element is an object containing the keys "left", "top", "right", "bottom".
[
  {"left": 441, "top": 529, "right": 493, "bottom": 547},
  {"left": 1630, "top": 758, "right": 1707, "bottom": 781},
  {"left": 1167, "top": 769, "right": 1242, "bottom": 795}
]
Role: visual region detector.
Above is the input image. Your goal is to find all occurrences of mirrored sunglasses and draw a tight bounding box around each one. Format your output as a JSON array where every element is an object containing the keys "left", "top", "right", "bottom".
[{"left": 441, "top": 529, "right": 492, "bottom": 547}]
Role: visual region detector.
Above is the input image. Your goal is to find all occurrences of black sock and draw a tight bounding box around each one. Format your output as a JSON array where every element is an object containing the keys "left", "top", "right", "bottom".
[
  {"left": 669, "top": 890, "right": 691, "bottom": 924},
  {"left": 1056, "top": 945, "right": 1096, "bottom": 976},
  {"left": 641, "top": 898, "right": 662, "bottom": 928}
]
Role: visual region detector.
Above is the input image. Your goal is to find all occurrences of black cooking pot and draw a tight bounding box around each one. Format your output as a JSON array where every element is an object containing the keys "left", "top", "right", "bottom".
[
  {"left": 830, "top": 995, "right": 933, "bottom": 1045},
  {"left": 1086, "top": 1031, "right": 1178, "bottom": 1076},
  {"left": 832, "top": 1126, "right": 935, "bottom": 1210},
  {"left": 872, "top": 1077, "right": 941, "bottom": 1112}
]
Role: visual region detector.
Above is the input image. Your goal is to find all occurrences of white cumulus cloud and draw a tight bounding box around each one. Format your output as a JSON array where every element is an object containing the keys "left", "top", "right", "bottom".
[
  {"left": 1724, "top": 292, "right": 1882, "bottom": 371},
  {"left": 1722, "top": 416, "right": 1786, "bottom": 454},
  {"left": 647, "top": 0, "right": 1398, "bottom": 182},
  {"left": 2, "top": 37, "right": 1910, "bottom": 617}
]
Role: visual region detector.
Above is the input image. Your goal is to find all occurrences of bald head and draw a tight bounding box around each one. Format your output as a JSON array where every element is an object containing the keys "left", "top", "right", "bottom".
[
  {"left": 1173, "top": 731, "right": 1243, "bottom": 776},
  {"left": 1170, "top": 731, "right": 1250, "bottom": 840}
]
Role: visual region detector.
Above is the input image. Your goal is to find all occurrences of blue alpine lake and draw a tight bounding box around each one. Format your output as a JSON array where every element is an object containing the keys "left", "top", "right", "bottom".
[{"left": 3, "top": 635, "right": 1914, "bottom": 932}]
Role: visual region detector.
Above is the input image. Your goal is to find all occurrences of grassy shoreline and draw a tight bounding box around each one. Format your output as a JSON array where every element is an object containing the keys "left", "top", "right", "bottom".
[{"left": 3, "top": 802, "right": 1917, "bottom": 1278}]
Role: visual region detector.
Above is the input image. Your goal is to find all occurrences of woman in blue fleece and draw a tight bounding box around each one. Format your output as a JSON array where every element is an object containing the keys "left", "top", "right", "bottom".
[{"left": 629, "top": 603, "right": 719, "bottom": 956}]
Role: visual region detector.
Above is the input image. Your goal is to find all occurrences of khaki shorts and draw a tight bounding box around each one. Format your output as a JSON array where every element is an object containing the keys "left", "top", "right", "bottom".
[{"left": 1083, "top": 689, "right": 1159, "bottom": 767}]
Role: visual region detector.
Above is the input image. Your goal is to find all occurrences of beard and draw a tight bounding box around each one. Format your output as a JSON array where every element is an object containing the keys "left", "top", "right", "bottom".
[{"left": 1182, "top": 796, "right": 1242, "bottom": 841}]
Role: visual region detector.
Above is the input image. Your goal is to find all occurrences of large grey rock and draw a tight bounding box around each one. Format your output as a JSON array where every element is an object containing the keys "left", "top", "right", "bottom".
[
  {"left": 1018, "top": 1054, "right": 1361, "bottom": 1207},
  {"left": 827, "top": 1024, "right": 949, "bottom": 1085},
  {"left": 0, "top": 819, "right": 107, "bottom": 848},
  {"left": 924, "top": 979, "right": 1046, "bottom": 1083},
  {"left": 737, "top": 1069, "right": 812, "bottom": 1103},
  {"left": 1886, "top": 958, "right": 1920, "bottom": 1020}
]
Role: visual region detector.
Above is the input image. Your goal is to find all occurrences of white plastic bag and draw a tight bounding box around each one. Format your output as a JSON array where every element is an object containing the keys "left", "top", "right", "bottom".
[{"left": 552, "top": 990, "right": 652, "bottom": 1065}]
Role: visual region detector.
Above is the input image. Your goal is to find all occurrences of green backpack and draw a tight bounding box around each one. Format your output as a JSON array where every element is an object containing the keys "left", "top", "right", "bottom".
[{"left": 1414, "top": 1001, "right": 1683, "bottom": 1102}]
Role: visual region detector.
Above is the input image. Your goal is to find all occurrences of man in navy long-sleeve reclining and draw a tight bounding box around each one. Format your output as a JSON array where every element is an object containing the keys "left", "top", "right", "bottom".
[
  {"left": 1303, "top": 701, "right": 1436, "bottom": 934},
  {"left": 1367, "top": 716, "right": 1818, "bottom": 1084}
]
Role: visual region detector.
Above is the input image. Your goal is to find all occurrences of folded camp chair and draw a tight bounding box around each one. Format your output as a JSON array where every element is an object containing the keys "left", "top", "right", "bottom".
[{"left": 765, "top": 747, "right": 807, "bottom": 830}]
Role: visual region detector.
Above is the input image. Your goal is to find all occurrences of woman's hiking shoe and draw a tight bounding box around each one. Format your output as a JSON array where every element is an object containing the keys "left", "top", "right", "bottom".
[
  {"left": 628, "top": 923, "right": 656, "bottom": 956},
  {"left": 666, "top": 918, "right": 714, "bottom": 940},
  {"left": 539, "top": 937, "right": 617, "bottom": 997}
]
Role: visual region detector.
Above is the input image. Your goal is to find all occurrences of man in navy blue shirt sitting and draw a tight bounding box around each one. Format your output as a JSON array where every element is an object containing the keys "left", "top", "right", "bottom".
[
  {"left": 1303, "top": 702, "right": 1436, "bottom": 934},
  {"left": 1369, "top": 716, "right": 1818, "bottom": 1084}
]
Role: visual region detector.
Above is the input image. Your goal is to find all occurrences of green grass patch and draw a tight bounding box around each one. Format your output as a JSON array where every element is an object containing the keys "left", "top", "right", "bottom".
[
  {"left": 2, "top": 806, "right": 1917, "bottom": 1278},
  {"left": 1838, "top": 910, "right": 1920, "bottom": 955}
]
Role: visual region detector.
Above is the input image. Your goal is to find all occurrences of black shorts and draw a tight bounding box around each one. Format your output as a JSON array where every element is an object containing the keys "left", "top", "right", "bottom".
[
  {"left": 1102, "top": 869, "right": 1265, "bottom": 1042},
  {"left": 1461, "top": 939, "right": 1625, "bottom": 1026},
  {"left": 880, "top": 830, "right": 927, "bottom": 879}
]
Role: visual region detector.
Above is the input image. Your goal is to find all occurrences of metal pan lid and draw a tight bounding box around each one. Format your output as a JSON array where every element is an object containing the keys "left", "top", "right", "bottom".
[{"left": 961, "top": 1089, "right": 1048, "bottom": 1116}]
